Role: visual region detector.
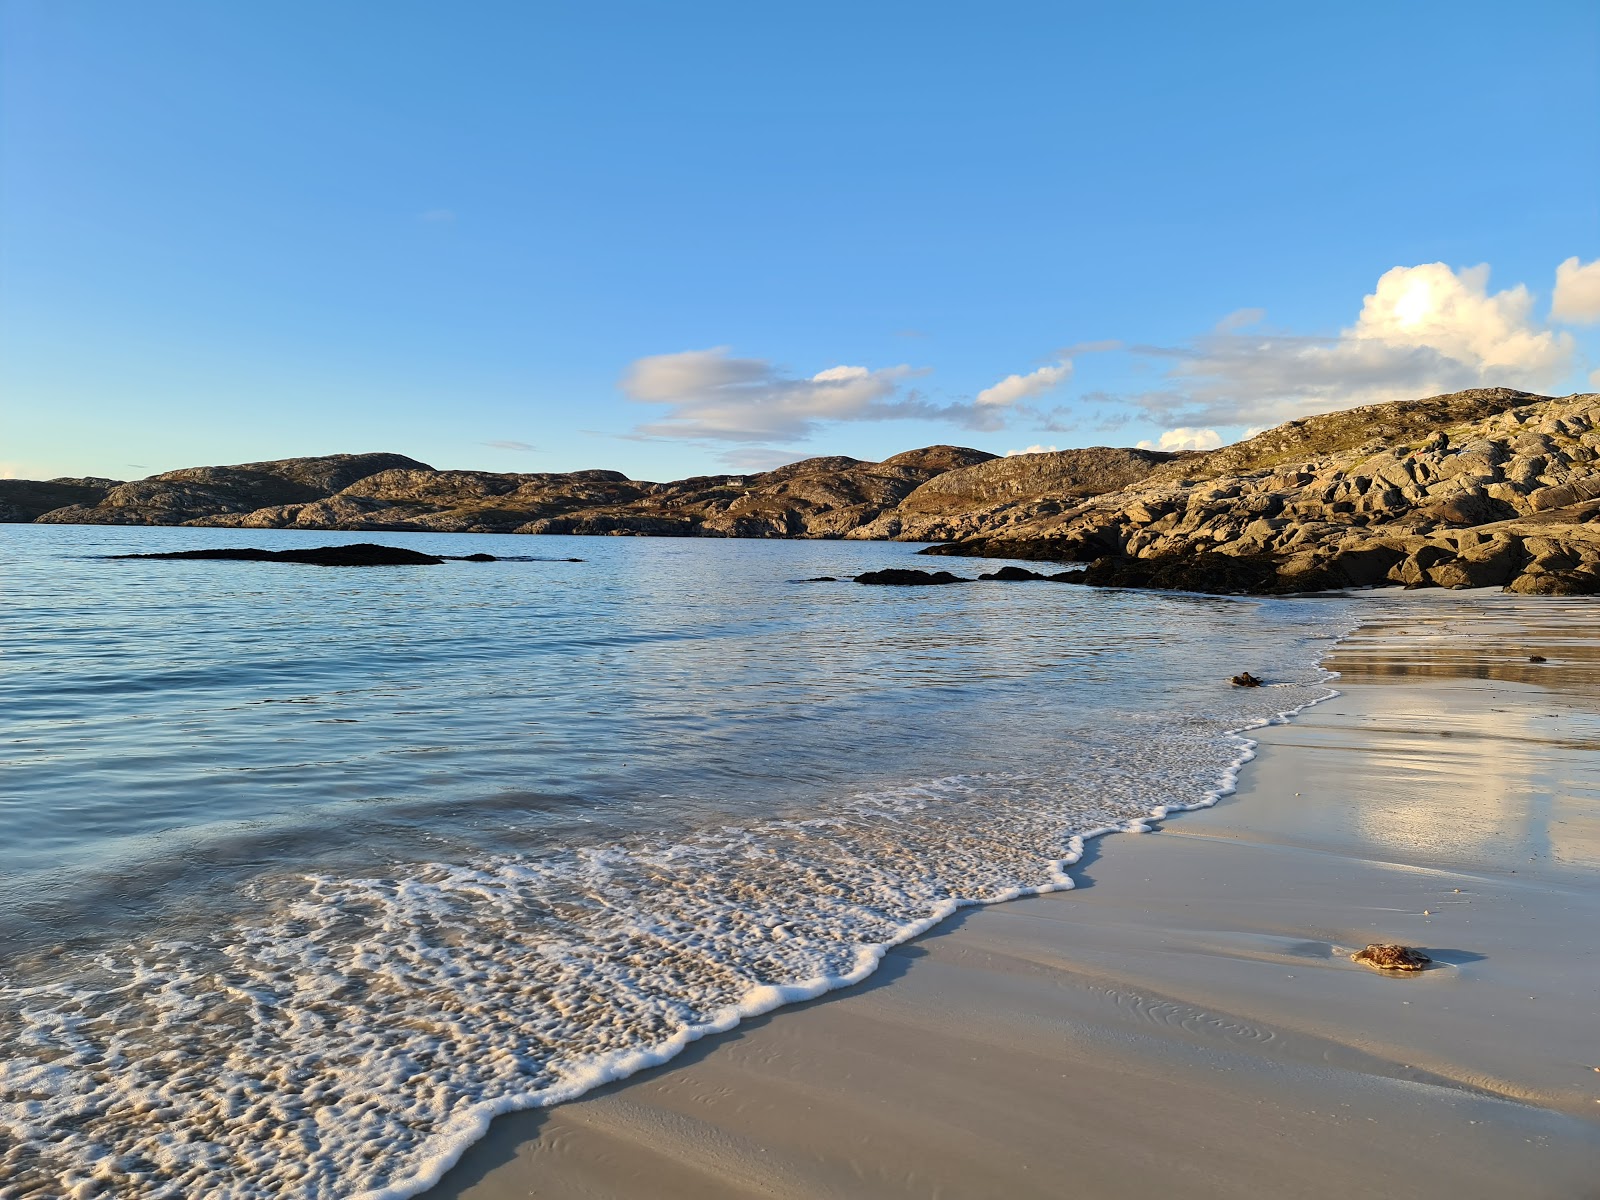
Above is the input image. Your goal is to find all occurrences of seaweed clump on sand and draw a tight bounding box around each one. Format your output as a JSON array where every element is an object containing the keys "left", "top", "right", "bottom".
[{"left": 1352, "top": 944, "right": 1432, "bottom": 971}]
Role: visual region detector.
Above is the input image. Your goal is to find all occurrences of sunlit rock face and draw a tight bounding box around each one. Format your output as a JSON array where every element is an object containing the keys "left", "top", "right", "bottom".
[{"left": 922, "top": 389, "right": 1600, "bottom": 596}]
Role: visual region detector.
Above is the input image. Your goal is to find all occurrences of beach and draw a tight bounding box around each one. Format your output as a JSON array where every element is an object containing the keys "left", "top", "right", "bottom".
[{"left": 429, "top": 594, "right": 1600, "bottom": 1200}]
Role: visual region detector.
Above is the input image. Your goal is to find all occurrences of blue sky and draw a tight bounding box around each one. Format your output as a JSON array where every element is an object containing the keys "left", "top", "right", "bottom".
[{"left": 3, "top": 0, "right": 1598, "bottom": 481}]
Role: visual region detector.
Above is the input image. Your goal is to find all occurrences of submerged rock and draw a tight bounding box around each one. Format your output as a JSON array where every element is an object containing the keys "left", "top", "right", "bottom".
[
  {"left": 1352, "top": 944, "right": 1432, "bottom": 971},
  {"left": 110, "top": 543, "right": 492, "bottom": 567},
  {"left": 1231, "top": 672, "right": 1264, "bottom": 687},
  {"left": 854, "top": 568, "right": 968, "bottom": 586}
]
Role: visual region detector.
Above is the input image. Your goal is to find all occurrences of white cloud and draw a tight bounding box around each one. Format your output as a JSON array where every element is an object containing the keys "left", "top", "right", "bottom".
[
  {"left": 1352, "top": 263, "right": 1569, "bottom": 376},
  {"left": 1124, "top": 261, "right": 1577, "bottom": 430},
  {"left": 482, "top": 439, "right": 536, "bottom": 451},
  {"left": 976, "top": 361, "right": 1071, "bottom": 408},
  {"left": 621, "top": 346, "right": 1014, "bottom": 444},
  {"left": 1005, "top": 444, "right": 1059, "bottom": 456},
  {"left": 1136, "top": 428, "right": 1222, "bottom": 452},
  {"left": 1551, "top": 256, "right": 1600, "bottom": 325}
]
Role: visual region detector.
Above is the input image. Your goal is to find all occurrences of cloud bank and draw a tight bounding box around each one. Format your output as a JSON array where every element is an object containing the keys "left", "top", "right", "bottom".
[
  {"left": 1126, "top": 262, "right": 1578, "bottom": 431},
  {"left": 618, "top": 258, "right": 1592, "bottom": 458},
  {"left": 621, "top": 347, "right": 1046, "bottom": 444}
]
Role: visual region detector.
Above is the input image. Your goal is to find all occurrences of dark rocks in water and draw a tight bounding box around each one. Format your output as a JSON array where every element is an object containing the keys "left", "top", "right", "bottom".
[
  {"left": 111, "top": 543, "right": 482, "bottom": 566},
  {"left": 457, "top": 553, "right": 498, "bottom": 562},
  {"left": 973, "top": 565, "right": 1085, "bottom": 582},
  {"left": 801, "top": 576, "right": 838, "bottom": 582},
  {"left": 1079, "top": 552, "right": 1298, "bottom": 594},
  {"left": 1351, "top": 944, "right": 1432, "bottom": 972},
  {"left": 1231, "top": 672, "right": 1264, "bottom": 687},
  {"left": 854, "top": 568, "right": 968, "bottom": 586},
  {"left": 979, "top": 566, "right": 1047, "bottom": 581},
  {"left": 1529, "top": 654, "right": 1547, "bottom": 663}
]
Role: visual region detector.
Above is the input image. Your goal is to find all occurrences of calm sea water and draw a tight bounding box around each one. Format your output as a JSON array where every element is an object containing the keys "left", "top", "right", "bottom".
[{"left": 0, "top": 524, "right": 1355, "bottom": 1199}]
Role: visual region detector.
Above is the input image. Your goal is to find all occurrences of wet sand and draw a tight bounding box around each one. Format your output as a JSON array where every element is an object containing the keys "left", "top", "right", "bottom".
[{"left": 427, "top": 594, "right": 1600, "bottom": 1200}]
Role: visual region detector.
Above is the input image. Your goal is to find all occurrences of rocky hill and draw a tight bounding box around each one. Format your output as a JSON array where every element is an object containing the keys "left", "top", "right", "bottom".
[
  {"left": 27, "top": 454, "right": 431, "bottom": 526},
  {"left": 8, "top": 446, "right": 1031, "bottom": 539},
  {"left": 922, "top": 388, "right": 1600, "bottom": 595},
  {"left": 9, "top": 386, "right": 1597, "bottom": 594}
]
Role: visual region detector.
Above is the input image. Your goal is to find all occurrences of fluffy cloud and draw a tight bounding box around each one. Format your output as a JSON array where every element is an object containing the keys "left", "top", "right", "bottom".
[
  {"left": 1136, "top": 427, "right": 1222, "bottom": 452},
  {"left": 622, "top": 347, "right": 1018, "bottom": 443},
  {"left": 1551, "top": 256, "right": 1600, "bottom": 324},
  {"left": 976, "top": 361, "right": 1071, "bottom": 408},
  {"left": 1005, "top": 444, "right": 1059, "bottom": 456},
  {"left": 1126, "top": 262, "right": 1577, "bottom": 430}
]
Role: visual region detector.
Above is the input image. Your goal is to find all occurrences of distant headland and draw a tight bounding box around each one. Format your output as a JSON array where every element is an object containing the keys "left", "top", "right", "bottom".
[{"left": 7, "top": 386, "right": 1597, "bottom": 595}]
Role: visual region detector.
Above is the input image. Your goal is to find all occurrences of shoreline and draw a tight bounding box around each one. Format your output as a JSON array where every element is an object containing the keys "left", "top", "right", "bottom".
[{"left": 424, "top": 593, "right": 1600, "bottom": 1199}]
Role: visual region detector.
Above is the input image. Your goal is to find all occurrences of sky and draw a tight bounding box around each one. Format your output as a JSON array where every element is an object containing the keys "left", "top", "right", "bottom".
[{"left": 2, "top": 0, "right": 1598, "bottom": 482}]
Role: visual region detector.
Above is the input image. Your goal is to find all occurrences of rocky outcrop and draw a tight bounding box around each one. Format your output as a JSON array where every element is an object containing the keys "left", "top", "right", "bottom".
[
  {"left": 520, "top": 449, "right": 1000, "bottom": 539},
  {"left": 36, "top": 454, "right": 430, "bottom": 526},
  {"left": 925, "top": 389, "right": 1600, "bottom": 596},
  {"left": 847, "top": 447, "right": 1177, "bottom": 542},
  {"left": 0, "top": 477, "right": 122, "bottom": 522}
]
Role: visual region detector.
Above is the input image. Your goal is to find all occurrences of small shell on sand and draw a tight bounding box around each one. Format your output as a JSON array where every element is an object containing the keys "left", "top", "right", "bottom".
[{"left": 1352, "top": 944, "right": 1432, "bottom": 971}]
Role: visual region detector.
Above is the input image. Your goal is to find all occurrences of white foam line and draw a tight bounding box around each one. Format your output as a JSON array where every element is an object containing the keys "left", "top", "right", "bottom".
[
  {"left": 363, "top": 637, "right": 1359, "bottom": 1200},
  {"left": 1148, "top": 673, "right": 1343, "bottom": 822}
]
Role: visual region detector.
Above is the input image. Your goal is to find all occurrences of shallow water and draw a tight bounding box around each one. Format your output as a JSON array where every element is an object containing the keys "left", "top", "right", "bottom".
[{"left": 0, "top": 524, "right": 1354, "bottom": 1198}]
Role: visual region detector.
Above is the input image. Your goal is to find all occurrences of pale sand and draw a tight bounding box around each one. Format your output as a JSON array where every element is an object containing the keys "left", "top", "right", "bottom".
[{"left": 427, "top": 595, "right": 1600, "bottom": 1200}]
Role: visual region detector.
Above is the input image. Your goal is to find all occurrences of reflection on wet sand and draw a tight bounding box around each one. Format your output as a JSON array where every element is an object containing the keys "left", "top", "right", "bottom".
[
  {"left": 1319, "top": 593, "right": 1600, "bottom": 873},
  {"left": 1330, "top": 593, "right": 1600, "bottom": 688}
]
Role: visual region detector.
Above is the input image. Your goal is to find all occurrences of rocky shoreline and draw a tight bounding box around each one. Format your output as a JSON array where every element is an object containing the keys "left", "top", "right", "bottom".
[
  {"left": 8, "top": 386, "right": 1597, "bottom": 595},
  {"left": 921, "top": 388, "right": 1600, "bottom": 596}
]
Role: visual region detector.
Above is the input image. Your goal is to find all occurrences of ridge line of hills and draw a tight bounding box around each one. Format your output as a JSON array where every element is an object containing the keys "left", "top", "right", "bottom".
[{"left": 6, "top": 386, "right": 1598, "bottom": 594}]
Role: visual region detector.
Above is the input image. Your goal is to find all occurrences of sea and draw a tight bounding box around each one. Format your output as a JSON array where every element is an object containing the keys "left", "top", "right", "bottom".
[{"left": 0, "top": 524, "right": 1358, "bottom": 1199}]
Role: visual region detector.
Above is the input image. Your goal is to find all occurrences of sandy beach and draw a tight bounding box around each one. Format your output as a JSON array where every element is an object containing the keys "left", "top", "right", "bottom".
[{"left": 426, "top": 593, "right": 1600, "bottom": 1200}]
